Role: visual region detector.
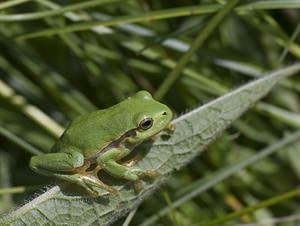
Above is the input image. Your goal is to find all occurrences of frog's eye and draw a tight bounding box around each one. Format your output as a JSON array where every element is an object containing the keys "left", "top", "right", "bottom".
[{"left": 139, "top": 118, "right": 153, "bottom": 130}]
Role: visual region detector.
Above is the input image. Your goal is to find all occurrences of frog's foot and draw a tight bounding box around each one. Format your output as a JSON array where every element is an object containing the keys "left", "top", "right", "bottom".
[
  {"left": 125, "top": 167, "right": 160, "bottom": 180},
  {"left": 165, "top": 123, "right": 176, "bottom": 133},
  {"left": 133, "top": 170, "right": 159, "bottom": 194},
  {"left": 133, "top": 180, "right": 142, "bottom": 193},
  {"left": 81, "top": 174, "right": 118, "bottom": 196},
  {"left": 142, "top": 169, "right": 160, "bottom": 178}
]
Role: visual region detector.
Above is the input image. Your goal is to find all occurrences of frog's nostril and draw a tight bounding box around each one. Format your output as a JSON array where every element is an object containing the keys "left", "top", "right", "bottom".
[{"left": 162, "top": 111, "right": 167, "bottom": 115}]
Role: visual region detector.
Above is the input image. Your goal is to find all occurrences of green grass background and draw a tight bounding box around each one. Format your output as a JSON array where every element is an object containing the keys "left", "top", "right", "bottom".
[{"left": 1, "top": 0, "right": 300, "bottom": 225}]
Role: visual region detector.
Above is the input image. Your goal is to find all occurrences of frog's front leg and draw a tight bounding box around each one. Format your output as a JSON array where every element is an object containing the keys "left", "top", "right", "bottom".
[
  {"left": 97, "top": 148, "right": 158, "bottom": 182},
  {"left": 30, "top": 151, "right": 116, "bottom": 196}
]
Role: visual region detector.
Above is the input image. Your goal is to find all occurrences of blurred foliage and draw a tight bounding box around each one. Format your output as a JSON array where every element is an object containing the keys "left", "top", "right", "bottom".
[{"left": 0, "top": 0, "right": 300, "bottom": 225}]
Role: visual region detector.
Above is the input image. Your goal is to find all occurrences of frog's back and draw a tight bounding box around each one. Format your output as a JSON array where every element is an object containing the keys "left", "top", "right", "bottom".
[{"left": 51, "top": 105, "right": 130, "bottom": 158}]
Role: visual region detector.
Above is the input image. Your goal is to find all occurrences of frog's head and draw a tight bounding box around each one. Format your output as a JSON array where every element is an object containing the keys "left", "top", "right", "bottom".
[{"left": 127, "top": 90, "right": 173, "bottom": 142}]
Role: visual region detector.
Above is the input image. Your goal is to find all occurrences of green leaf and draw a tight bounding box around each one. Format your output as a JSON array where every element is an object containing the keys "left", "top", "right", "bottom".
[{"left": 1, "top": 64, "right": 300, "bottom": 225}]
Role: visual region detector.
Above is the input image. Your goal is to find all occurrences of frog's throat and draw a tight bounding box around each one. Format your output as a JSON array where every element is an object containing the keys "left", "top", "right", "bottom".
[{"left": 87, "top": 128, "right": 140, "bottom": 163}]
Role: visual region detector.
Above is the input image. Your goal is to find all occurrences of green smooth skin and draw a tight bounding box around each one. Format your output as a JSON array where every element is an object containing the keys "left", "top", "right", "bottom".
[{"left": 30, "top": 91, "right": 173, "bottom": 196}]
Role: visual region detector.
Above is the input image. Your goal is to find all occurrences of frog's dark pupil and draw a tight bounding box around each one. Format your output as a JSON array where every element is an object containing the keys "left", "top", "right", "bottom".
[
  {"left": 140, "top": 118, "right": 153, "bottom": 130},
  {"left": 143, "top": 120, "right": 151, "bottom": 127}
]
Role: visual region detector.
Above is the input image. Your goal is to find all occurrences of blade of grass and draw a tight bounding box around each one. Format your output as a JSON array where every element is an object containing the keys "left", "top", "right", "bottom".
[
  {"left": 122, "top": 41, "right": 228, "bottom": 95},
  {"left": 0, "top": 186, "right": 42, "bottom": 195},
  {"left": 15, "top": 1, "right": 300, "bottom": 40},
  {"left": 0, "top": 126, "right": 42, "bottom": 155},
  {"left": 0, "top": 55, "right": 44, "bottom": 99},
  {"left": 0, "top": 0, "right": 126, "bottom": 22},
  {"left": 237, "top": 215, "right": 300, "bottom": 226},
  {"left": 122, "top": 208, "right": 138, "bottom": 226},
  {"left": 255, "top": 102, "right": 300, "bottom": 129},
  {"left": 40, "top": 0, "right": 299, "bottom": 73},
  {"left": 242, "top": 10, "right": 300, "bottom": 61},
  {"left": 154, "top": 0, "right": 240, "bottom": 100},
  {"left": 0, "top": 0, "right": 30, "bottom": 10},
  {"left": 0, "top": 153, "right": 12, "bottom": 214},
  {"left": 16, "top": 4, "right": 222, "bottom": 40},
  {"left": 1, "top": 31, "right": 96, "bottom": 116},
  {"left": 37, "top": 0, "right": 113, "bottom": 34},
  {"left": 214, "top": 59, "right": 300, "bottom": 93},
  {"left": 279, "top": 21, "right": 300, "bottom": 63},
  {"left": 236, "top": 0, "right": 300, "bottom": 11},
  {"left": 0, "top": 79, "right": 64, "bottom": 138}
]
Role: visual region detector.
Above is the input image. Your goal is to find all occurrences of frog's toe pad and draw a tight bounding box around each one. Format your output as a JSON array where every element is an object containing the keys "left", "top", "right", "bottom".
[{"left": 144, "top": 170, "right": 160, "bottom": 178}]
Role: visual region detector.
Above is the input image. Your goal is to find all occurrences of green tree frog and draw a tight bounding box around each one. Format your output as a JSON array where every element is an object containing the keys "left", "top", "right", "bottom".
[{"left": 30, "top": 91, "right": 173, "bottom": 196}]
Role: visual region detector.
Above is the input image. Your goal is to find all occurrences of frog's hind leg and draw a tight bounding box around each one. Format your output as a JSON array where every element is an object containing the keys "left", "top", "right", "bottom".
[
  {"left": 30, "top": 166, "right": 116, "bottom": 196},
  {"left": 30, "top": 151, "right": 116, "bottom": 196},
  {"left": 30, "top": 151, "right": 85, "bottom": 173}
]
